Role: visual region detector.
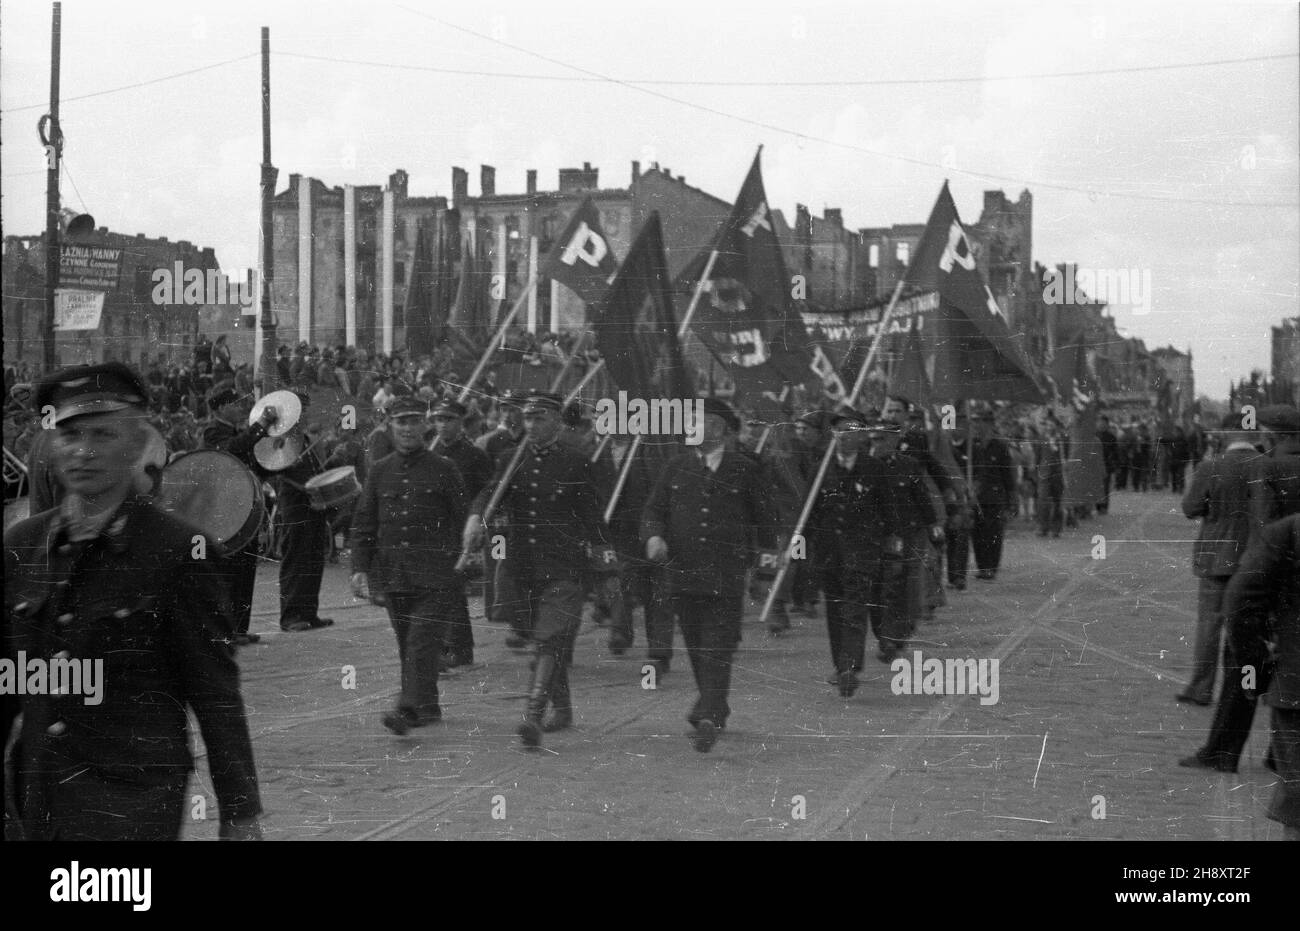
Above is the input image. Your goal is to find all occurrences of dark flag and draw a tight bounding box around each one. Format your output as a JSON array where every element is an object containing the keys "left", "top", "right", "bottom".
[
  {"left": 675, "top": 148, "right": 814, "bottom": 396},
  {"left": 887, "top": 325, "right": 932, "bottom": 407},
  {"left": 542, "top": 196, "right": 620, "bottom": 309},
  {"left": 447, "top": 231, "right": 491, "bottom": 371},
  {"left": 1061, "top": 339, "right": 1106, "bottom": 508},
  {"left": 906, "top": 182, "right": 1044, "bottom": 403},
  {"left": 403, "top": 223, "right": 437, "bottom": 356},
  {"left": 596, "top": 212, "right": 695, "bottom": 404}
]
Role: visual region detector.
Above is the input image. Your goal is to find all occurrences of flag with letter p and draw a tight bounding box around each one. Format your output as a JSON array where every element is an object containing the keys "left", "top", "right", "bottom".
[{"left": 542, "top": 196, "right": 619, "bottom": 309}]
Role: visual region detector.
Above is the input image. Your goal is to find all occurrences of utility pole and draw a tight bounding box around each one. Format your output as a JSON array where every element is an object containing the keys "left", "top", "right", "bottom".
[
  {"left": 41, "top": 2, "right": 63, "bottom": 372},
  {"left": 258, "top": 25, "right": 279, "bottom": 394}
]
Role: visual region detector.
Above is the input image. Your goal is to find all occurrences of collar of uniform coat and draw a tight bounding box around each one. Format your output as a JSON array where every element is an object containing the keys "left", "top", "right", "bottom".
[{"left": 53, "top": 492, "right": 142, "bottom": 552}]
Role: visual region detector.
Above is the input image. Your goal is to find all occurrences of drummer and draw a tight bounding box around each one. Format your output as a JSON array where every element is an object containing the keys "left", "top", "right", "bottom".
[{"left": 204, "top": 382, "right": 278, "bottom": 646}]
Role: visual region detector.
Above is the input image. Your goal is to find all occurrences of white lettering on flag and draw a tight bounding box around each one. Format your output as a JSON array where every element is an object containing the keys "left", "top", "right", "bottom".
[
  {"left": 561, "top": 222, "right": 608, "bottom": 269},
  {"left": 939, "top": 221, "right": 976, "bottom": 273},
  {"left": 740, "top": 202, "right": 772, "bottom": 238}
]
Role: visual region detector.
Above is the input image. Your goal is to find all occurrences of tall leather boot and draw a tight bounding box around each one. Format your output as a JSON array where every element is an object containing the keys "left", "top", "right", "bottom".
[
  {"left": 519, "top": 651, "right": 558, "bottom": 749},
  {"left": 544, "top": 639, "right": 575, "bottom": 732}
]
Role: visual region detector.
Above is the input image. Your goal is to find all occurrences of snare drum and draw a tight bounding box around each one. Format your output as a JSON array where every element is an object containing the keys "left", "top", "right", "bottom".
[
  {"left": 153, "top": 450, "right": 266, "bottom": 553},
  {"left": 304, "top": 466, "right": 362, "bottom": 512}
]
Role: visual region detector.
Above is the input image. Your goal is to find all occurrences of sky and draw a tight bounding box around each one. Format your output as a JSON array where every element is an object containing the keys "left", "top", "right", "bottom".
[{"left": 2, "top": 0, "right": 1296, "bottom": 398}]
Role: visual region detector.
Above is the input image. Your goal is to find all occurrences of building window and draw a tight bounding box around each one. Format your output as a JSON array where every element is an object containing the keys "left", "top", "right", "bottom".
[
  {"left": 868, "top": 244, "right": 879, "bottom": 268},
  {"left": 895, "top": 242, "right": 909, "bottom": 265}
]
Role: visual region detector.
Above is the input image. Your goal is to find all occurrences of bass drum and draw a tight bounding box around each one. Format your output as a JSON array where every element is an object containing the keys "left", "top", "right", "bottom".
[{"left": 153, "top": 449, "right": 266, "bottom": 553}]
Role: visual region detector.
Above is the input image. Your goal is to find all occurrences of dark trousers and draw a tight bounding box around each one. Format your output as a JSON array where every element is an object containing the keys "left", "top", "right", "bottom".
[
  {"left": 1097, "top": 471, "right": 1112, "bottom": 514},
  {"left": 279, "top": 489, "right": 328, "bottom": 628},
  {"left": 1186, "top": 576, "right": 1228, "bottom": 704},
  {"left": 676, "top": 594, "right": 741, "bottom": 728},
  {"left": 1170, "top": 461, "right": 1186, "bottom": 494},
  {"left": 1200, "top": 641, "right": 1259, "bottom": 767},
  {"left": 444, "top": 585, "right": 474, "bottom": 662},
  {"left": 871, "top": 548, "right": 924, "bottom": 647},
  {"left": 1269, "top": 707, "right": 1300, "bottom": 829},
  {"left": 791, "top": 559, "right": 817, "bottom": 609},
  {"left": 215, "top": 544, "right": 258, "bottom": 637},
  {"left": 970, "top": 508, "right": 1006, "bottom": 573},
  {"left": 1037, "top": 483, "right": 1064, "bottom": 535},
  {"left": 947, "top": 523, "right": 970, "bottom": 583},
  {"left": 609, "top": 558, "right": 674, "bottom": 662},
  {"left": 492, "top": 559, "right": 532, "bottom": 640},
  {"left": 517, "top": 576, "right": 586, "bottom": 714},
  {"left": 1115, "top": 464, "right": 1129, "bottom": 490},
  {"left": 818, "top": 553, "right": 878, "bottom": 673},
  {"left": 385, "top": 589, "right": 458, "bottom": 716}
]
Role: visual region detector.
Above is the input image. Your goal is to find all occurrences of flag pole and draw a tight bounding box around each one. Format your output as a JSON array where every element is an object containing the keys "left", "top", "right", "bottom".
[
  {"left": 753, "top": 385, "right": 790, "bottom": 455},
  {"left": 589, "top": 433, "right": 612, "bottom": 463},
  {"left": 457, "top": 272, "right": 538, "bottom": 404},
  {"left": 603, "top": 434, "right": 643, "bottom": 524},
  {"left": 453, "top": 326, "right": 589, "bottom": 568},
  {"left": 677, "top": 250, "right": 718, "bottom": 340},
  {"left": 758, "top": 278, "right": 907, "bottom": 628},
  {"left": 563, "top": 358, "right": 605, "bottom": 405}
]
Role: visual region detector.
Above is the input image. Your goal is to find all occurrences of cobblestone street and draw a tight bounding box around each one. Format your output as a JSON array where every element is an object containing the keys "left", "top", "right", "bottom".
[{"left": 184, "top": 488, "right": 1284, "bottom": 840}]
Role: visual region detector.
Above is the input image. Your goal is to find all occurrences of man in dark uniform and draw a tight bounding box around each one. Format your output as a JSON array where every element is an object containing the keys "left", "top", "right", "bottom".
[
  {"left": 475, "top": 391, "right": 528, "bottom": 644},
  {"left": 1096, "top": 415, "right": 1119, "bottom": 514},
  {"left": 1223, "top": 512, "right": 1300, "bottom": 840},
  {"left": 868, "top": 414, "right": 937, "bottom": 662},
  {"left": 1177, "top": 412, "right": 1261, "bottom": 706},
  {"left": 965, "top": 410, "right": 1017, "bottom": 580},
  {"left": 464, "top": 392, "right": 616, "bottom": 749},
  {"left": 351, "top": 396, "right": 468, "bottom": 735},
  {"left": 203, "top": 382, "right": 279, "bottom": 646},
  {"left": 789, "top": 410, "right": 830, "bottom": 616},
  {"left": 808, "top": 409, "right": 890, "bottom": 697},
  {"left": 4, "top": 363, "right": 262, "bottom": 840},
  {"left": 275, "top": 395, "right": 334, "bottom": 633},
  {"left": 947, "top": 412, "right": 975, "bottom": 589},
  {"left": 428, "top": 398, "right": 491, "bottom": 668},
  {"left": 642, "top": 398, "right": 776, "bottom": 752},
  {"left": 598, "top": 434, "right": 679, "bottom": 672},
  {"left": 1183, "top": 404, "right": 1300, "bottom": 773}
]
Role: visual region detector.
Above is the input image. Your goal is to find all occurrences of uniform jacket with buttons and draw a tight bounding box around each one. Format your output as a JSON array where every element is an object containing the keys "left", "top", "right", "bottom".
[
  {"left": 472, "top": 440, "right": 611, "bottom": 583},
  {"left": 3, "top": 498, "right": 262, "bottom": 837},
  {"left": 808, "top": 453, "right": 892, "bottom": 567},
  {"left": 873, "top": 450, "right": 938, "bottom": 549},
  {"left": 351, "top": 448, "right": 467, "bottom": 592},
  {"left": 433, "top": 435, "right": 492, "bottom": 503},
  {"left": 1182, "top": 445, "right": 1261, "bottom": 578},
  {"left": 641, "top": 450, "right": 777, "bottom": 599}
]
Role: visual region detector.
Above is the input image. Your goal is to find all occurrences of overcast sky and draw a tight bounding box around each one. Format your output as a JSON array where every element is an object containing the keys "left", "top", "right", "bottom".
[{"left": 3, "top": 0, "right": 1296, "bottom": 396}]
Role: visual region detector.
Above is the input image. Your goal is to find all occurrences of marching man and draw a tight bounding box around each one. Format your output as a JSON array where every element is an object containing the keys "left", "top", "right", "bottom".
[
  {"left": 642, "top": 398, "right": 776, "bottom": 752},
  {"left": 351, "top": 396, "right": 468, "bottom": 735}
]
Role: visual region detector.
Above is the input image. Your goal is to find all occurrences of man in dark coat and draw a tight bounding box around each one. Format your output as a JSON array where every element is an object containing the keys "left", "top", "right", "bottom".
[
  {"left": 1183, "top": 404, "right": 1300, "bottom": 773},
  {"left": 1177, "top": 413, "right": 1261, "bottom": 706},
  {"left": 4, "top": 363, "right": 261, "bottom": 840},
  {"left": 464, "top": 393, "right": 616, "bottom": 749},
  {"left": 428, "top": 398, "right": 491, "bottom": 668},
  {"left": 808, "top": 409, "right": 891, "bottom": 697},
  {"left": 1223, "top": 513, "right": 1300, "bottom": 839},
  {"left": 351, "top": 396, "right": 468, "bottom": 735},
  {"left": 967, "top": 411, "right": 1017, "bottom": 579},
  {"left": 643, "top": 398, "right": 777, "bottom": 752},
  {"left": 867, "top": 415, "right": 937, "bottom": 662}
]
